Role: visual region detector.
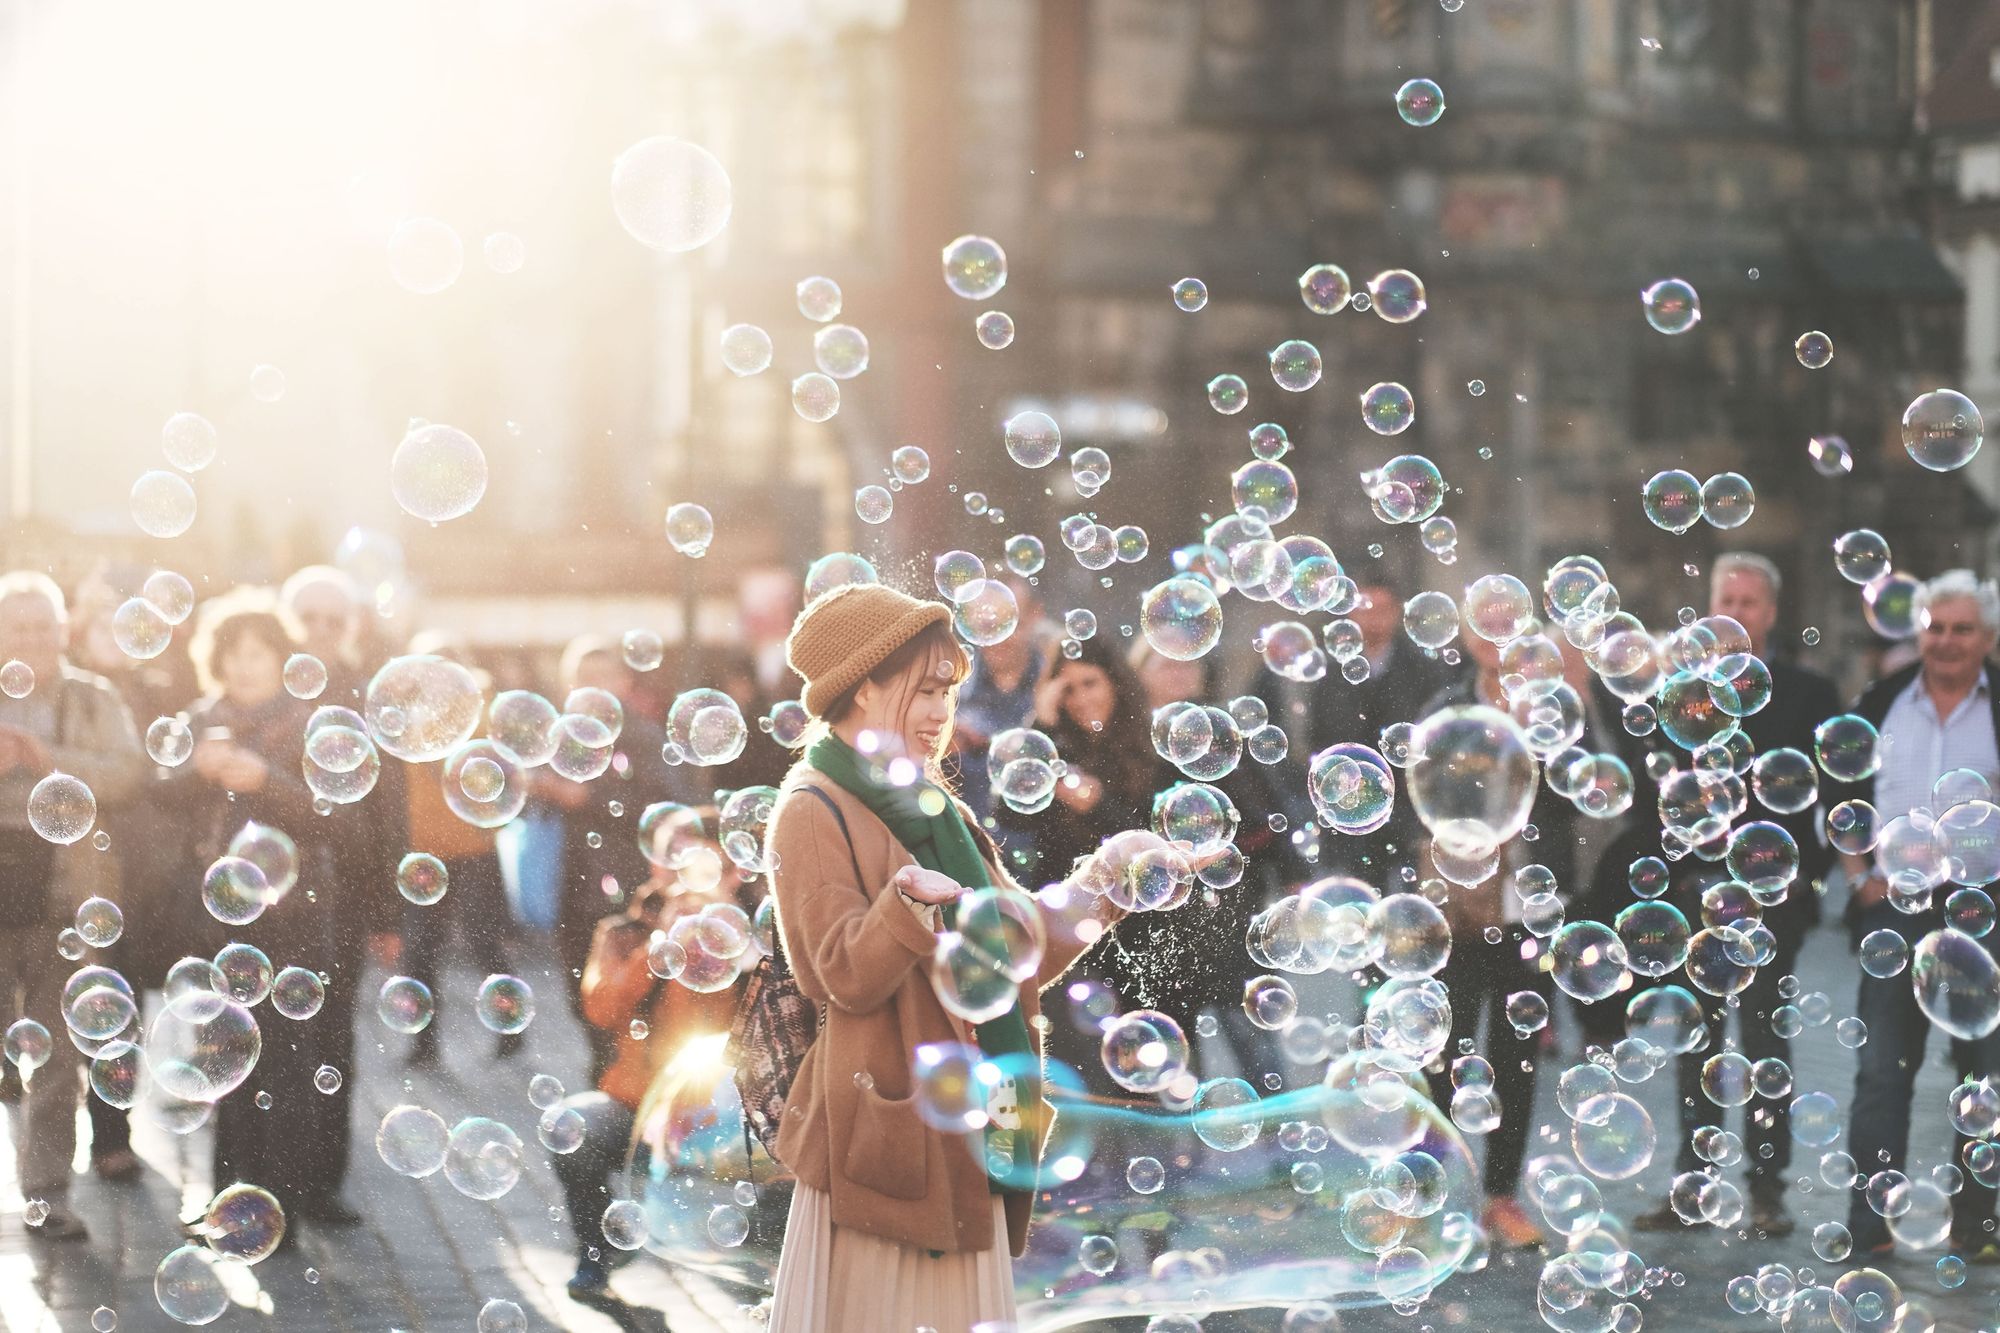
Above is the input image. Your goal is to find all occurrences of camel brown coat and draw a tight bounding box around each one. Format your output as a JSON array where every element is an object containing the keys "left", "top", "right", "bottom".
[{"left": 767, "top": 763, "right": 1120, "bottom": 1259}]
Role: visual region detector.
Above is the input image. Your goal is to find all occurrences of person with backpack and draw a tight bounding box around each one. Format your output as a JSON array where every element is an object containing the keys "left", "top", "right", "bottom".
[{"left": 759, "top": 583, "right": 1147, "bottom": 1332}]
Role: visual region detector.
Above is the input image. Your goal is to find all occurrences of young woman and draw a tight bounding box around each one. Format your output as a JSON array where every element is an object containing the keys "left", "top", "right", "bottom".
[{"left": 764, "top": 583, "right": 1132, "bottom": 1332}]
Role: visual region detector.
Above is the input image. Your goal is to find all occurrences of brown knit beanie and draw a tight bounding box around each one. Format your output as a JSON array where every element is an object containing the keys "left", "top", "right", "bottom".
[{"left": 786, "top": 583, "right": 953, "bottom": 718}]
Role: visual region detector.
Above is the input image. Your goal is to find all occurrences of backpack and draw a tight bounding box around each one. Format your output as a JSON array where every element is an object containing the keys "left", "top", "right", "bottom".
[{"left": 727, "top": 785, "right": 852, "bottom": 1159}]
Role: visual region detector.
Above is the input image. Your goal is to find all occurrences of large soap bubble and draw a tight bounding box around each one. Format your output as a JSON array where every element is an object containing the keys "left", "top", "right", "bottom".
[
  {"left": 145, "top": 991, "right": 261, "bottom": 1103},
  {"left": 365, "top": 655, "right": 484, "bottom": 762},
  {"left": 1912, "top": 928, "right": 2000, "bottom": 1040},
  {"left": 637, "top": 1036, "right": 1479, "bottom": 1321},
  {"left": 391, "top": 423, "right": 487, "bottom": 523},
  {"left": 1406, "top": 706, "right": 1537, "bottom": 858},
  {"left": 612, "top": 137, "right": 733, "bottom": 252}
]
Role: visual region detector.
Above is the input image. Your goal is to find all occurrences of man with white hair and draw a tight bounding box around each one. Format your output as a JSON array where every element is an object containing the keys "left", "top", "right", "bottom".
[
  {"left": 1839, "top": 568, "right": 2000, "bottom": 1259},
  {"left": 0, "top": 571, "right": 146, "bottom": 1241}
]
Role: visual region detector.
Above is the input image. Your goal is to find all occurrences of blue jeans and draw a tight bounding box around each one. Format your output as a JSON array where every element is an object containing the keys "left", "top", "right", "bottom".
[{"left": 1846, "top": 906, "right": 2000, "bottom": 1248}]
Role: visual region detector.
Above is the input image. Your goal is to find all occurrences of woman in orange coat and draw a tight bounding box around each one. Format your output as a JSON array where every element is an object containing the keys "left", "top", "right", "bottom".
[{"left": 554, "top": 805, "right": 743, "bottom": 1309}]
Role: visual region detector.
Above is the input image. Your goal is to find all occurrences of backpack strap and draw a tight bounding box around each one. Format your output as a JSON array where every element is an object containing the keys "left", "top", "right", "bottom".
[{"left": 800, "top": 783, "right": 868, "bottom": 900}]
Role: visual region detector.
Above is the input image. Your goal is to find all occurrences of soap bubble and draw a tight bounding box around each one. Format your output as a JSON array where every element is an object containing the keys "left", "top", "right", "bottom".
[
  {"left": 1549, "top": 921, "right": 1629, "bottom": 1003},
  {"left": 1101, "top": 1010, "right": 1190, "bottom": 1094},
  {"left": 1571, "top": 1094, "right": 1655, "bottom": 1180},
  {"left": 162, "top": 413, "right": 218, "bottom": 472},
  {"left": 942, "top": 235, "right": 1007, "bottom": 299},
  {"left": 4, "top": 1018, "right": 52, "bottom": 1073},
  {"left": 366, "top": 655, "right": 483, "bottom": 762},
  {"left": 718, "top": 323, "right": 773, "bottom": 377},
  {"left": 1809, "top": 433, "right": 1854, "bottom": 476},
  {"left": 444, "top": 1116, "right": 525, "bottom": 1200},
  {"left": 1795, "top": 330, "right": 1834, "bottom": 369},
  {"left": 0, "top": 659, "right": 31, "bottom": 698},
  {"left": 1207, "top": 374, "right": 1250, "bottom": 415},
  {"left": 476, "top": 975, "right": 536, "bottom": 1035},
  {"left": 1834, "top": 529, "right": 1891, "bottom": 584},
  {"left": 796, "top": 275, "right": 842, "bottom": 321},
  {"left": 478, "top": 1300, "right": 527, "bottom": 1333},
  {"left": 1862, "top": 571, "right": 1922, "bottom": 640},
  {"left": 1299, "top": 263, "right": 1353, "bottom": 314},
  {"left": 1368, "top": 269, "right": 1428, "bottom": 323},
  {"left": 1815, "top": 714, "right": 1881, "bottom": 782},
  {"left": 1700, "top": 472, "right": 1755, "bottom": 529},
  {"left": 889, "top": 445, "right": 930, "bottom": 484},
  {"left": 1642, "top": 277, "right": 1701, "bottom": 334},
  {"left": 794, "top": 373, "right": 841, "bottom": 423},
  {"left": 1407, "top": 706, "right": 1537, "bottom": 858},
  {"left": 270, "top": 967, "right": 325, "bottom": 1021},
  {"left": 377, "top": 1104, "right": 450, "bottom": 1177},
  {"left": 1902, "top": 388, "right": 1984, "bottom": 472},
  {"left": 1141, "top": 578, "right": 1223, "bottom": 661},
  {"left": 75, "top": 896, "right": 123, "bottom": 947},
  {"left": 145, "top": 991, "right": 260, "bottom": 1102},
  {"left": 612, "top": 137, "right": 732, "bottom": 252},
  {"left": 1642, "top": 469, "right": 1703, "bottom": 533},
  {"left": 200, "top": 1182, "right": 286, "bottom": 1263},
  {"left": 666, "top": 503, "right": 714, "bottom": 557},
  {"left": 386, "top": 217, "right": 464, "bottom": 294},
  {"left": 1361, "top": 381, "right": 1416, "bottom": 435},
  {"left": 131, "top": 471, "right": 196, "bottom": 538},
  {"left": 1269, "top": 340, "right": 1323, "bottom": 391},
  {"left": 1912, "top": 929, "right": 2000, "bottom": 1039},
  {"left": 28, "top": 773, "right": 96, "bottom": 844},
  {"left": 377, "top": 976, "right": 435, "bottom": 1035},
  {"left": 953, "top": 580, "right": 1020, "bottom": 648},
  {"left": 153, "top": 1246, "right": 231, "bottom": 1325},
  {"left": 1395, "top": 78, "right": 1445, "bottom": 126},
  {"left": 390, "top": 424, "right": 487, "bottom": 522},
  {"left": 812, "top": 324, "right": 870, "bottom": 379},
  {"left": 1172, "top": 277, "right": 1208, "bottom": 311},
  {"left": 976, "top": 311, "right": 1016, "bottom": 349},
  {"left": 482, "top": 232, "right": 525, "bottom": 275}
]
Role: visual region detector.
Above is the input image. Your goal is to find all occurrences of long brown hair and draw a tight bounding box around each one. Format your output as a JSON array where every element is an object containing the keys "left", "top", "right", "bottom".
[{"left": 822, "top": 621, "right": 970, "bottom": 781}]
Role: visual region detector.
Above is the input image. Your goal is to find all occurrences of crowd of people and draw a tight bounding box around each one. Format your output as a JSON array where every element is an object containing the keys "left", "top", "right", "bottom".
[{"left": 4, "top": 546, "right": 1999, "bottom": 1324}]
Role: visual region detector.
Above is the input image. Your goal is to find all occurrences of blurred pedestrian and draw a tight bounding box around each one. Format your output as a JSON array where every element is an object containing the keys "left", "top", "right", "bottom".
[
  {"left": 1634, "top": 553, "right": 1838, "bottom": 1238},
  {"left": 164, "top": 588, "right": 358, "bottom": 1225},
  {"left": 950, "top": 577, "right": 1050, "bottom": 822},
  {"left": 1260, "top": 569, "right": 1448, "bottom": 883},
  {"left": 537, "top": 634, "right": 688, "bottom": 1080},
  {"left": 0, "top": 572, "right": 146, "bottom": 1239},
  {"left": 554, "top": 804, "right": 743, "bottom": 1310},
  {"left": 1838, "top": 570, "right": 2000, "bottom": 1258},
  {"left": 1416, "top": 622, "right": 1582, "bottom": 1252}
]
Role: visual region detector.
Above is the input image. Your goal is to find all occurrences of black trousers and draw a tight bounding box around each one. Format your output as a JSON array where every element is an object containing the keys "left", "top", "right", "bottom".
[
  {"left": 1666, "top": 945, "right": 1796, "bottom": 1196},
  {"left": 1424, "top": 930, "right": 1552, "bottom": 1197}
]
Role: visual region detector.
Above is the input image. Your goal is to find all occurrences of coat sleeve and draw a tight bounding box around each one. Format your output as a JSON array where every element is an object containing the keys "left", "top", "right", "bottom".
[
  {"left": 581, "top": 918, "right": 656, "bottom": 1031},
  {"left": 769, "top": 790, "right": 938, "bottom": 1015},
  {"left": 51, "top": 683, "right": 146, "bottom": 809}
]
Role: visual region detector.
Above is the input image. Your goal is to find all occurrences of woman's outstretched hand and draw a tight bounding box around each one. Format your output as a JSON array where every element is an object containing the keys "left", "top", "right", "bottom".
[{"left": 893, "top": 865, "right": 964, "bottom": 905}]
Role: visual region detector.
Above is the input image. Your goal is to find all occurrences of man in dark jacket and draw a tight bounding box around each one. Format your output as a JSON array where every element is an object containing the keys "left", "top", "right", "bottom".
[
  {"left": 1834, "top": 570, "right": 2000, "bottom": 1258},
  {"left": 1633, "top": 553, "right": 1841, "bottom": 1238}
]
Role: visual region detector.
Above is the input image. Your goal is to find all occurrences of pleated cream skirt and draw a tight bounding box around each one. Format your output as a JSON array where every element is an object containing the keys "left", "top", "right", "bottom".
[{"left": 768, "top": 1183, "right": 1018, "bottom": 1333}]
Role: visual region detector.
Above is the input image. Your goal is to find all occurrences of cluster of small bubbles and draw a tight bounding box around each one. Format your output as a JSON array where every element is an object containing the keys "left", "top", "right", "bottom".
[
  {"left": 1903, "top": 388, "right": 1983, "bottom": 472},
  {"left": 1642, "top": 277, "right": 1701, "bottom": 334},
  {"left": 793, "top": 372, "right": 841, "bottom": 423},
  {"left": 1207, "top": 374, "right": 1250, "bottom": 416},
  {"left": 1172, "top": 277, "right": 1208, "bottom": 312},
  {"left": 975, "top": 310, "right": 1015, "bottom": 349},
  {"left": 1395, "top": 78, "right": 1445, "bottom": 126},
  {"left": 1808, "top": 433, "right": 1854, "bottom": 476}
]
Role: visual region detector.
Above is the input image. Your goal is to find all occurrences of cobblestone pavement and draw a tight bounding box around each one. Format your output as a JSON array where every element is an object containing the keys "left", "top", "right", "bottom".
[{"left": 4, "top": 921, "right": 1999, "bottom": 1331}]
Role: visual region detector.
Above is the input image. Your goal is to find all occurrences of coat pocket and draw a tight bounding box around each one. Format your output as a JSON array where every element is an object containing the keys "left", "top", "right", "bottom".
[{"left": 842, "top": 1086, "right": 929, "bottom": 1201}]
